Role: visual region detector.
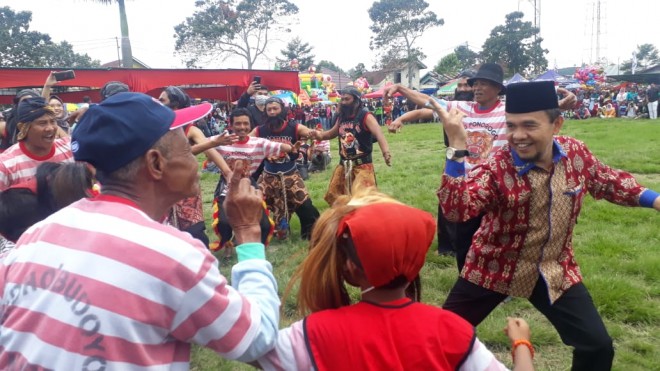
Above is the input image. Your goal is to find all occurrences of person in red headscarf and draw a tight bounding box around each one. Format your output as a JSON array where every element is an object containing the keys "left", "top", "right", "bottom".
[{"left": 253, "top": 188, "right": 535, "bottom": 371}]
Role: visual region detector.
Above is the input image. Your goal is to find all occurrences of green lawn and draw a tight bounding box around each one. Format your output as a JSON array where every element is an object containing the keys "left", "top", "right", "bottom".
[{"left": 193, "top": 118, "right": 660, "bottom": 371}]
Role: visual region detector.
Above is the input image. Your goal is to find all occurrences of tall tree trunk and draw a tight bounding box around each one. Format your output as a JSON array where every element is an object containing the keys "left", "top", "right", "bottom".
[
  {"left": 406, "top": 45, "right": 413, "bottom": 88},
  {"left": 117, "top": 0, "right": 132, "bottom": 68}
]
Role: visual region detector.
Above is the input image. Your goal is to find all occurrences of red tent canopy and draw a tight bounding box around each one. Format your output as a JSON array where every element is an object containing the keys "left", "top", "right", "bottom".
[{"left": 0, "top": 68, "right": 300, "bottom": 104}]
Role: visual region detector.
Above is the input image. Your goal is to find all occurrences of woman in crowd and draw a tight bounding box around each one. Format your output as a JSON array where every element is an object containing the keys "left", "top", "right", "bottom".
[
  {"left": 47, "top": 95, "right": 71, "bottom": 133},
  {"left": 255, "top": 188, "right": 535, "bottom": 371}
]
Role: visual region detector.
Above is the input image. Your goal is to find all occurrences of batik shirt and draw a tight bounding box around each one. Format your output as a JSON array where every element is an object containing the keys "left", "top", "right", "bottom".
[{"left": 438, "top": 136, "right": 658, "bottom": 303}]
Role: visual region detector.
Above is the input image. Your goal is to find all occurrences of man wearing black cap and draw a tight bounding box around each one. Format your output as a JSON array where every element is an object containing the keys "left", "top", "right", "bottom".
[
  {"left": 0, "top": 97, "right": 73, "bottom": 191},
  {"left": 433, "top": 80, "right": 660, "bottom": 371},
  {"left": 311, "top": 86, "right": 392, "bottom": 206},
  {"left": 386, "top": 63, "right": 508, "bottom": 271},
  {"left": 386, "top": 64, "right": 576, "bottom": 271},
  {"left": 0, "top": 93, "right": 282, "bottom": 368},
  {"left": 387, "top": 70, "right": 475, "bottom": 258},
  {"left": 252, "top": 96, "right": 320, "bottom": 240}
]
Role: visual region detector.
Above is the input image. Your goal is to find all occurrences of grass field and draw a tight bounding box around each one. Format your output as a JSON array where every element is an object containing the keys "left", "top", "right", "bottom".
[{"left": 192, "top": 118, "right": 659, "bottom": 371}]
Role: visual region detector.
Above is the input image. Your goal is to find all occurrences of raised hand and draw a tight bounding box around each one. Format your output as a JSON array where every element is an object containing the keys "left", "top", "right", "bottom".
[
  {"left": 223, "top": 161, "right": 263, "bottom": 244},
  {"left": 388, "top": 118, "right": 403, "bottom": 133},
  {"left": 433, "top": 103, "right": 467, "bottom": 148},
  {"left": 557, "top": 87, "right": 578, "bottom": 110},
  {"left": 503, "top": 317, "right": 531, "bottom": 342},
  {"left": 210, "top": 131, "right": 238, "bottom": 146}
]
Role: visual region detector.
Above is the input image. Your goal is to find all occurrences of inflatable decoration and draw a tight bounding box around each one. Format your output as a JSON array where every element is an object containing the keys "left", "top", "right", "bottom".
[
  {"left": 353, "top": 77, "right": 370, "bottom": 93},
  {"left": 574, "top": 66, "right": 606, "bottom": 90},
  {"left": 290, "top": 58, "right": 300, "bottom": 71}
]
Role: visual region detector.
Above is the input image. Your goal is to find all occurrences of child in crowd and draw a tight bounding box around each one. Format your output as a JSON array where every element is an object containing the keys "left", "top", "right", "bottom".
[{"left": 255, "top": 188, "right": 535, "bottom": 371}]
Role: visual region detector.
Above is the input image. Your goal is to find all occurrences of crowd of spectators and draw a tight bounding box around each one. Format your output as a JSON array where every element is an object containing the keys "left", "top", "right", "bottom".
[{"left": 566, "top": 83, "right": 660, "bottom": 120}]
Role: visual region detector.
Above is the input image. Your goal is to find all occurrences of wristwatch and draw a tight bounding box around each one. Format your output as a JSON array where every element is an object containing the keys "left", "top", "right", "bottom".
[{"left": 446, "top": 147, "right": 470, "bottom": 160}]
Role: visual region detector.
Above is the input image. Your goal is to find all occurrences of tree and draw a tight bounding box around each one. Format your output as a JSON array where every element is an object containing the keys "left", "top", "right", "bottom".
[
  {"left": 87, "top": 0, "right": 133, "bottom": 68},
  {"left": 347, "top": 63, "right": 368, "bottom": 80},
  {"left": 434, "top": 53, "right": 461, "bottom": 76},
  {"left": 620, "top": 43, "right": 660, "bottom": 74},
  {"left": 174, "top": 0, "right": 299, "bottom": 69},
  {"left": 480, "top": 11, "right": 548, "bottom": 75},
  {"left": 0, "top": 6, "right": 100, "bottom": 68},
  {"left": 276, "top": 37, "right": 315, "bottom": 71},
  {"left": 317, "top": 60, "right": 344, "bottom": 73},
  {"left": 454, "top": 44, "right": 479, "bottom": 70},
  {"left": 368, "top": 0, "right": 443, "bottom": 87}
]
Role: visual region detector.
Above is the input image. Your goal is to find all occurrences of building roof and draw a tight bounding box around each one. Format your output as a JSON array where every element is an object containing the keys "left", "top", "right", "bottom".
[
  {"left": 101, "top": 56, "right": 151, "bottom": 69},
  {"left": 318, "top": 66, "right": 351, "bottom": 87},
  {"left": 420, "top": 71, "right": 452, "bottom": 86},
  {"left": 363, "top": 70, "right": 390, "bottom": 86},
  {"left": 556, "top": 66, "right": 578, "bottom": 77}
]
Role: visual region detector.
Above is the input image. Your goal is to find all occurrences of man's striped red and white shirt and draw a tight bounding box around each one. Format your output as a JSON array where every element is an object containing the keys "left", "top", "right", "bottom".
[
  {"left": 0, "top": 195, "right": 279, "bottom": 370},
  {"left": 0, "top": 137, "right": 73, "bottom": 191}
]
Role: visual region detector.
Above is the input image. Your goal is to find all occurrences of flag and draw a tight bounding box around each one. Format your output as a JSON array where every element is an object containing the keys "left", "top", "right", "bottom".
[{"left": 632, "top": 51, "right": 638, "bottom": 75}]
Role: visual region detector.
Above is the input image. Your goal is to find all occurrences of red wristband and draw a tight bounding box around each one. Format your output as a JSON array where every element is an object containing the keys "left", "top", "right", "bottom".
[{"left": 511, "top": 339, "right": 534, "bottom": 361}]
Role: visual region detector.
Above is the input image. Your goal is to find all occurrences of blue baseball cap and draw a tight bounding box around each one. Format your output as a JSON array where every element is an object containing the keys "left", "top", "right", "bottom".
[{"left": 72, "top": 92, "right": 212, "bottom": 173}]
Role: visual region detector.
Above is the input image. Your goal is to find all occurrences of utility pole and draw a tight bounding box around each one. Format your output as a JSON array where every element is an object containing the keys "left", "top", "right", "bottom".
[
  {"left": 595, "top": 0, "right": 601, "bottom": 63},
  {"left": 115, "top": 37, "right": 121, "bottom": 67}
]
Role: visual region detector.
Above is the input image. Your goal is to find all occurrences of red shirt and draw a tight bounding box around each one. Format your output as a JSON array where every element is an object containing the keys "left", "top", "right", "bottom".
[{"left": 305, "top": 298, "right": 475, "bottom": 370}]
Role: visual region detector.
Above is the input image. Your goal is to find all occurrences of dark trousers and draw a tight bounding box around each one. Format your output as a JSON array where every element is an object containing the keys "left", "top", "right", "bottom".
[
  {"left": 443, "top": 278, "right": 614, "bottom": 371},
  {"left": 436, "top": 204, "right": 455, "bottom": 255},
  {"left": 295, "top": 198, "right": 319, "bottom": 240},
  {"left": 437, "top": 204, "right": 483, "bottom": 272}
]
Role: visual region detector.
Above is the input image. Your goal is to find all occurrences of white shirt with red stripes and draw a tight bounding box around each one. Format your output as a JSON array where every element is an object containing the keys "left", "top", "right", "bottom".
[
  {"left": 215, "top": 137, "right": 285, "bottom": 176},
  {"left": 0, "top": 137, "right": 73, "bottom": 191},
  {"left": 438, "top": 100, "right": 507, "bottom": 171},
  {"left": 0, "top": 195, "right": 280, "bottom": 370},
  {"left": 313, "top": 139, "right": 330, "bottom": 154}
]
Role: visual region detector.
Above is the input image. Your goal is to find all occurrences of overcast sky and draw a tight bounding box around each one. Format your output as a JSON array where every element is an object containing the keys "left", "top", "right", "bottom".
[{"left": 4, "top": 0, "right": 657, "bottom": 72}]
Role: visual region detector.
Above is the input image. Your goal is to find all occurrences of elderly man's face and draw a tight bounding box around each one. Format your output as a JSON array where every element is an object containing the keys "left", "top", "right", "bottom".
[
  {"left": 161, "top": 129, "right": 200, "bottom": 200},
  {"left": 472, "top": 79, "right": 500, "bottom": 105}
]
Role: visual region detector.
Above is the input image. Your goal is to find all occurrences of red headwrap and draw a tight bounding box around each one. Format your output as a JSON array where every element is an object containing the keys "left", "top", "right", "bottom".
[{"left": 337, "top": 203, "right": 436, "bottom": 288}]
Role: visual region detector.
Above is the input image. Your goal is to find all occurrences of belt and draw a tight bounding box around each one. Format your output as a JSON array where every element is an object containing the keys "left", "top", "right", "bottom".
[
  {"left": 341, "top": 154, "right": 372, "bottom": 166},
  {"left": 264, "top": 165, "right": 298, "bottom": 176}
]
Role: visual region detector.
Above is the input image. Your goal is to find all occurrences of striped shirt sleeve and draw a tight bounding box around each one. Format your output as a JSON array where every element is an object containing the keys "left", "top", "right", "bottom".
[
  {"left": 0, "top": 161, "right": 9, "bottom": 191},
  {"left": 169, "top": 247, "right": 280, "bottom": 362},
  {"left": 259, "top": 138, "right": 286, "bottom": 159},
  {"left": 459, "top": 338, "right": 511, "bottom": 371},
  {"left": 256, "top": 320, "right": 313, "bottom": 371}
]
